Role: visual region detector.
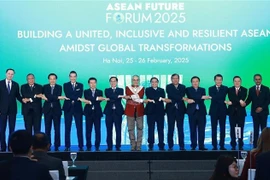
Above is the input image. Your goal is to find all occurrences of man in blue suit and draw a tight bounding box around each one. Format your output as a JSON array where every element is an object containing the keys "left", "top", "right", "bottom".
[
  {"left": 209, "top": 74, "right": 228, "bottom": 150},
  {"left": 63, "top": 71, "right": 84, "bottom": 151},
  {"left": 186, "top": 76, "right": 211, "bottom": 151},
  {"left": 42, "top": 73, "right": 68, "bottom": 151},
  {"left": 145, "top": 77, "right": 165, "bottom": 151},
  {"left": 84, "top": 77, "right": 107, "bottom": 151},
  {"left": 0, "top": 68, "right": 22, "bottom": 152},
  {"left": 104, "top": 77, "right": 124, "bottom": 151},
  {"left": 165, "top": 73, "right": 186, "bottom": 151},
  {"left": 245, "top": 74, "right": 269, "bottom": 148}
]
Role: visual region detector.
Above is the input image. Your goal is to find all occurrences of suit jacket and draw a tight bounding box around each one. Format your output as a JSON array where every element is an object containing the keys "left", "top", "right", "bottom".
[
  {"left": 42, "top": 84, "right": 62, "bottom": 116},
  {"left": 255, "top": 151, "right": 270, "bottom": 180},
  {"left": 21, "top": 83, "right": 43, "bottom": 115},
  {"left": 124, "top": 86, "right": 145, "bottom": 117},
  {"left": 209, "top": 85, "right": 228, "bottom": 116},
  {"left": 83, "top": 88, "right": 103, "bottom": 118},
  {"left": 104, "top": 87, "right": 124, "bottom": 116},
  {"left": 165, "top": 83, "right": 186, "bottom": 115},
  {"left": 145, "top": 87, "right": 165, "bottom": 116},
  {"left": 62, "top": 82, "right": 83, "bottom": 113},
  {"left": 0, "top": 157, "right": 52, "bottom": 180},
  {"left": 33, "top": 151, "right": 66, "bottom": 180},
  {"left": 245, "top": 85, "right": 269, "bottom": 116},
  {"left": 186, "top": 87, "right": 207, "bottom": 115},
  {"left": 0, "top": 79, "right": 22, "bottom": 115},
  {"left": 227, "top": 86, "right": 247, "bottom": 117}
]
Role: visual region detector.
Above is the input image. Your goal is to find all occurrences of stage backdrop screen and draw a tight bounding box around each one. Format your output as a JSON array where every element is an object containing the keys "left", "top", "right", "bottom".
[{"left": 0, "top": 0, "right": 270, "bottom": 146}]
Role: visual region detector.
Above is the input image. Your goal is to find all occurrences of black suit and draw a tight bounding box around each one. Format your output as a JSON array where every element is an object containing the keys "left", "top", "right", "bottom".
[
  {"left": 63, "top": 82, "right": 84, "bottom": 148},
  {"left": 21, "top": 83, "right": 43, "bottom": 134},
  {"left": 0, "top": 157, "right": 52, "bottom": 180},
  {"left": 0, "top": 79, "right": 22, "bottom": 151},
  {"left": 165, "top": 83, "right": 186, "bottom": 149},
  {"left": 43, "top": 84, "right": 62, "bottom": 148},
  {"left": 145, "top": 87, "right": 165, "bottom": 149},
  {"left": 104, "top": 87, "right": 124, "bottom": 149},
  {"left": 245, "top": 85, "right": 269, "bottom": 147},
  {"left": 186, "top": 87, "right": 207, "bottom": 149},
  {"left": 227, "top": 86, "right": 247, "bottom": 148},
  {"left": 255, "top": 151, "right": 270, "bottom": 180},
  {"left": 33, "top": 151, "right": 66, "bottom": 180},
  {"left": 84, "top": 89, "right": 103, "bottom": 149},
  {"left": 209, "top": 85, "right": 228, "bottom": 148}
]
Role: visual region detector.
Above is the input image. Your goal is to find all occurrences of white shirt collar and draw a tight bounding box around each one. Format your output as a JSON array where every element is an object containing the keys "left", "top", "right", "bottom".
[
  {"left": 235, "top": 87, "right": 240, "bottom": 90},
  {"left": 256, "top": 84, "right": 261, "bottom": 89}
]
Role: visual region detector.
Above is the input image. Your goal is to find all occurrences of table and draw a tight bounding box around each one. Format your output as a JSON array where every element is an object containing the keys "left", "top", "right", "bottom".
[{"left": 68, "top": 166, "right": 89, "bottom": 180}]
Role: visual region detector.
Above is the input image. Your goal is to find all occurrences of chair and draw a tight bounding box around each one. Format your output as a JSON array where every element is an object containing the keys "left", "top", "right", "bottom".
[
  {"left": 248, "top": 169, "right": 256, "bottom": 180},
  {"left": 49, "top": 170, "right": 59, "bottom": 180}
]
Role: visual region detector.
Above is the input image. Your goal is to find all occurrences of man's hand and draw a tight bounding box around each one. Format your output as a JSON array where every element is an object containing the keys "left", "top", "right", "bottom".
[
  {"left": 22, "top": 98, "right": 29, "bottom": 104},
  {"left": 256, "top": 107, "right": 263, "bottom": 113},
  {"left": 224, "top": 100, "right": 232, "bottom": 105},
  {"left": 240, "top": 100, "right": 246, "bottom": 107},
  {"left": 123, "top": 96, "right": 131, "bottom": 100},
  {"left": 41, "top": 95, "right": 48, "bottom": 101},
  {"left": 187, "top": 99, "right": 195, "bottom": 104},
  {"left": 58, "top": 96, "right": 70, "bottom": 100},
  {"left": 202, "top": 96, "right": 212, "bottom": 100},
  {"left": 144, "top": 99, "right": 155, "bottom": 103},
  {"left": 160, "top": 98, "right": 172, "bottom": 103},
  {"left": 97, "top": 97, "right": 107, "bottom": 101},
  {"left": 35, "top": 94, "right": 43, "bottom": 98},
  {"left": 118, "top": 95, "right": 124, "bottom": 98}
]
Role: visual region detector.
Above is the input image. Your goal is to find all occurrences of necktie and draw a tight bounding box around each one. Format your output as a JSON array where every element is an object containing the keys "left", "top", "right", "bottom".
[
  {"left": 236, "top": 88, "right": 239, "bottom": 96},
  {"left": 30, "top": 85, "right": 33, "bottom": 91},
  {"left": 217, "top": 87, "right": 220, "bottom": 92},
  {"left": 7, "top": 81, "right": 11, "bottom": 94},
  {"left": 51, "top": 86, "right": 54, "bottom": 95},
  {"left": 256, "top": 86, "right": 260, "bottom": 96},
  {"left": 92, "top": 90, "right": 95, "bottom": 97},
  {"left": 72, "top": 83, "right": 75, "bottom": 91},
  {"left": 195, "top": 89, "right": 199, "bottom": 110},
  {"left": 113, "top": 88, "right": 116, "bottom": 93}
]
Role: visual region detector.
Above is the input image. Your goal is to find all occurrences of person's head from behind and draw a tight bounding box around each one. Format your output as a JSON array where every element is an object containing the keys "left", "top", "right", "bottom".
[
  {"left": 32, "top": 132, "right": 50, "bottom": 151},
  {"left": 211, "top": 155, "right": 239, "bottom": 179},
  {"left": 255, "top": 127, "right": 270, "bottom": 153},
  {"left": 9, "top": 130, "right": 32, "bottom": 156}
]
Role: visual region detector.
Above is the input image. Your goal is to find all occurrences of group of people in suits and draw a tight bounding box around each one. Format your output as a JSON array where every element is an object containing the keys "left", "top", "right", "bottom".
[{"left": 0, "top": 68, "right": 269, "bottom": 152}]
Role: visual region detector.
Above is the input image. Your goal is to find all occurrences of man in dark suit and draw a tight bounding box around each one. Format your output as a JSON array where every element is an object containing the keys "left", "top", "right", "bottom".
[
  {"left": 63, "top": 71, "right": 84, "bottom": 151},
  {"left": 165, "top": 73, "right": 186, "bottom": 151},
  {"left": 0, "top": 130, "right": 52, "bottom": 180},
  {"left": 104, "top": 76, "right": 124, "bottom": 151},
  {"left": 145, "top": 77, "right": 165, "bottom": 151},
  {"left": 226, "top": 76, "right": 247, "bottom": 150},
  {"left": 0, "top": 68, "right": 22, "bottom": 152},
  {"left": 21, "top": 73, "right": 43, "bottom": 135},
  {"left": 186, "top": 76, "right": 210, "bottom": 151},
  {"left": 83, "top": 77, "right": 106, "bottom": 151},
  {"left": 209, "top": 74, "right": 228, "bottom": 150},
  {"left": 42, "top": 73, "right": 68, "bottom": 151},
  {"left": 255, "top": 150, "right": 270, "bottom": 180},
  {"left": 32, "top": 132, "right": 66, "bottom": 180},
  {"left": 245, "top": 74, "right": 270, "bottom": 148}
]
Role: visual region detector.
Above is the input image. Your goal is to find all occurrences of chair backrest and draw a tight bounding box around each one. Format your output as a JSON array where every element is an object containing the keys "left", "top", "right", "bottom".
[
  {"left": 62, "top": 161, "right": 69, "bottom": 177},
  {"left": 248, "top": 169, "right": 256, "bottom": 180},
  {"left": 49, "top": 170, "right": 59, "bottom": 180}
]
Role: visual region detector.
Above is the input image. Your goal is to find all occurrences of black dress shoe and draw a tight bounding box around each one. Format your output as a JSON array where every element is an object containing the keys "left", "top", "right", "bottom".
[
  {"left": 191, "top": 147, "right": 196, "bottom": 151},
  {"left": 148, "top": 147, "right": 153, "bottom": 151},
  {"left": 199, "top": 147, "right": 208, "bottom": 151},
  {"left": 55, "top": 147, "right": 59, "bottom": 152},
  {"left": 239, "top": 147, "right": 244, "bottom": 150},
  {"left": 106, "top": 148, "right": 112, "bottom": 151},
  {"left": 220, "top": 147, "right": 227, "bottom": 150},
  {"left": 180, "top": 147, "right": 186, "bottom": 151},
  {"left": 168, "top": 148, "right": 173, "bottom": 151},
  {"left": 1, "top": 149, "right": 6, "bottom": 152},
  {"left": 159, "top": 147, "right": 165, "bottom": 151},
  {"left": 116, "top": 148, "right": 121, "bottom": 151},
  {"left": 79, "top": 148, "right": 84, "bottom": 151},
  {"left": 64, "top": 147, "right": 70, "bottom": 152},
  {"left": 86, "top": 148, "right": 91, "bottom": 151},
  {"left": 231, "top": 147, "right": 236, "bottom": 150},
  {"left": 212, "top": 147, "right": 218, "bottom": 150},
  {"left": 95, "top": 148, "right": 100, "bottom": 152}
]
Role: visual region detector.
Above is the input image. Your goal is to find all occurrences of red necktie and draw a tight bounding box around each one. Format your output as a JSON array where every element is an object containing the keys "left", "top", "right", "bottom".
[
  {"left": 236, "top": 88, "right": 239, "bottom": 96},
  {"left": 256, "top": 86, "right": 260, "bottom": 96}
]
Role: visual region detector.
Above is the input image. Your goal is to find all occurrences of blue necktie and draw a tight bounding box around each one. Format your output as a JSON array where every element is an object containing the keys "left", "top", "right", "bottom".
[
  {"left": 72, "top": 83, "right": 75, "bottom": 91},
  {"left": 195, "top": 88, "right": 199, "bottom": 110},
  {"left": 7, "top": 81, "right": 11, "bottom": 94},
  {"left": 92, "top": 90, "right": 95, "bottom": 97},
  {"left": 51, "top": 86, "right": 54, "bottom": 95}
]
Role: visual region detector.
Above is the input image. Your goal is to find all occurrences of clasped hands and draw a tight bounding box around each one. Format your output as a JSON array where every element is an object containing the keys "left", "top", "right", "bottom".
[{"left": 224, "top": 100, "right": 246, "bottom": 107}]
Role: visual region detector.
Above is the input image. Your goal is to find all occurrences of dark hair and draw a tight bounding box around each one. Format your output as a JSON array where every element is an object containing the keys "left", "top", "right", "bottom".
[
  {"left": 191, "top": 76, "right": 200, "bottom": 82},
  {"left": 9, "top": 130, "right": 32, "bottom": 155},
  {"left": 171, "top": 73, "right": 179, "bottom": 79},
  {"left": 150, "top": 77, "right": 159, "bottom": 82},
  {"left": 69, "top": 71, "right": 77, "bottom": 76},
  {"left": 48, "top": 73, "right": 58, "bottom": 79},
  {"left": 210, "top": 155, "right": 238, "bottom": 180},
  {"left": 88, "top": 77, "right": 97, "bottom": 83},
  {"left": 233, "top": 76, "right": 241, "bottom": 81},
  {"left": 6, "top": 68, "right": 15, "bottom": 73},
  {"left": 32, "top": 133, "right": 50, "bottom": 150},
  {"left": 26, "top": 73, "right": 35, "bottom": 78},
  {"left": 214, "top": 74, "right": 223, "bottom": 80},
  {"left": 254, "top": 74, "right": 262, "bottom": 80},
  {"left": 109, "top": 76, "right": 118, "bottom": 82}
]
